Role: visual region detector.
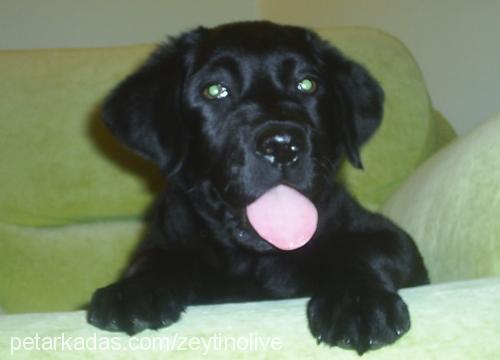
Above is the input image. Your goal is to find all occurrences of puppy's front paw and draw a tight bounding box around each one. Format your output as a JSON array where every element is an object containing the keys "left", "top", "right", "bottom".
[
  {"left": 87, "top": 278, "right": 187, "bottom": 335},
  {"left": 307, "top": 288, "right": 410, "bottom": 355}
]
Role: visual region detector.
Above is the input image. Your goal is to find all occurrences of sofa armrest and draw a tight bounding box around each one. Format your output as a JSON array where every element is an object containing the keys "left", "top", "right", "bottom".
[
  {"left": 383, "top": 111, "right": 500, "bottom": 283},
  {"left": 1, "top": 277, "right": 499, "bottom": 359}
]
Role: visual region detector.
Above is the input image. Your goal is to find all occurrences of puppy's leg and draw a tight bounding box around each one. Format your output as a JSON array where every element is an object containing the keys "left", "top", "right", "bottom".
[
  {"left": 307, "top": 213, "right": 428, "bottom": 355},
  {"left": 87, "top": 249, "right": 199, "bottom": 335}
]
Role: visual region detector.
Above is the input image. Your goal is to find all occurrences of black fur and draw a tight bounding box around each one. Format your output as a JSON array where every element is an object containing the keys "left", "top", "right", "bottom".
[{"left": 87, "top": 21, "right": 428, "bottom": 355}]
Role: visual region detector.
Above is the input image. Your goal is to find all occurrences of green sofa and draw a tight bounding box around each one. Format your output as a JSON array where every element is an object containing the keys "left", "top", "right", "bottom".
[{"left": 1, "top": 27, "right": 499, "bottom": 358}]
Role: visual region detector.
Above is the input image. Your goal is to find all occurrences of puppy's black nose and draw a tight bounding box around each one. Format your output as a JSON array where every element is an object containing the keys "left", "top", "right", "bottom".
[{"left": 256, "top": 127, "right": 306, "bottom": 166}]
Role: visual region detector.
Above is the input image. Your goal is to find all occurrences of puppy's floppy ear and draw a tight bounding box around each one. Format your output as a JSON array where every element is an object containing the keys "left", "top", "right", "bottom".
[
  {"left": 321, "top": 43, "right": 384, "bottom": 169},
  {"left": 336, "top": 60, "right": 384, "bottom": 169},
  {"left": 102, "top": 29, "right": 203, "bottom": 175}
]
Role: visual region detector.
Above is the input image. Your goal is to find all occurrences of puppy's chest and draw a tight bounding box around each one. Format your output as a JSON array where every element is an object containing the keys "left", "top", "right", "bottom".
[{"left": 227, "top": 253, "right": 310, "bottom": 298}]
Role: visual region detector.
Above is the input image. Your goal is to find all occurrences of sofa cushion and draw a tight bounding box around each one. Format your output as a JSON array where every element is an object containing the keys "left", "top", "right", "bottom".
[
  {"left": 0, "top": 221, "right": 143, "bottom": 313},
  {"left": 383, "top": 111, "right": 500, "bottom": 283},
  {"left": 318, "top": 28, "right": 456, "bottom": 210},
  {"left": 0, "top": 27, "right": 454, "bottom": 226},
  {"left": 0, "top": 45, "right": 162, "bottom": 226}
]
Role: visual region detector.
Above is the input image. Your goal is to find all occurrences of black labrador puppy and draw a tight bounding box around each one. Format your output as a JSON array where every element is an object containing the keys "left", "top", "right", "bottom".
[{"left": 88, "top": 21, "right": 429, "bottom": 355}]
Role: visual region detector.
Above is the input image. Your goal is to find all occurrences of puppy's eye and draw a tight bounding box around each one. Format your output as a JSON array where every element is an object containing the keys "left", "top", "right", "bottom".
[
  {"left": 297, "top": 78, "right": 317, "bottom": 93},
  {"left": 202, "top": 83, "right": 229, "bottom": 100}
]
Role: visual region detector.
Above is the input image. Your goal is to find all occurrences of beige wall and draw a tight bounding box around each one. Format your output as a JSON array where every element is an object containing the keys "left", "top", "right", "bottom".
[
  {"left": 260, "top": 0, "right": 500, "bottom": 134},
  {"left": 0, "top": 0, "right": 260, "bottom": 49}
]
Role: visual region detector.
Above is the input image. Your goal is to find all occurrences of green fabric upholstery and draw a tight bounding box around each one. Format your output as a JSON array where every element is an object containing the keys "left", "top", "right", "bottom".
[
  {"left": 433, "top": 109, "right": 457, "bottom": 149},
  {"left": 0, "top": 221, "right": 143, "bottom": 313},
  {"left": 383, "top": 111, "right": 500, "bottom": 283},
  {"left": 1, "top": 278, "right": 499, "bottom": 358},
  {"left": 0, "top": 27, "right": 455, "bottom": 313},
  {"left": 0, "top": 45, "right": 161, "bottom": 227}
]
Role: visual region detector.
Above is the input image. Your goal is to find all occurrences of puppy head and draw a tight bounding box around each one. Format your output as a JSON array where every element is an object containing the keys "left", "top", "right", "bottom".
[{"left": 103, "top": 21, "right": 383, "bottom": 248}]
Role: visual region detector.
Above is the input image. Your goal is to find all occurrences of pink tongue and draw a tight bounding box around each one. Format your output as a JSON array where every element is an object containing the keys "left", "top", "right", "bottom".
[{"left": 245, "top": 185, "right": 318, "bottom": 250}]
